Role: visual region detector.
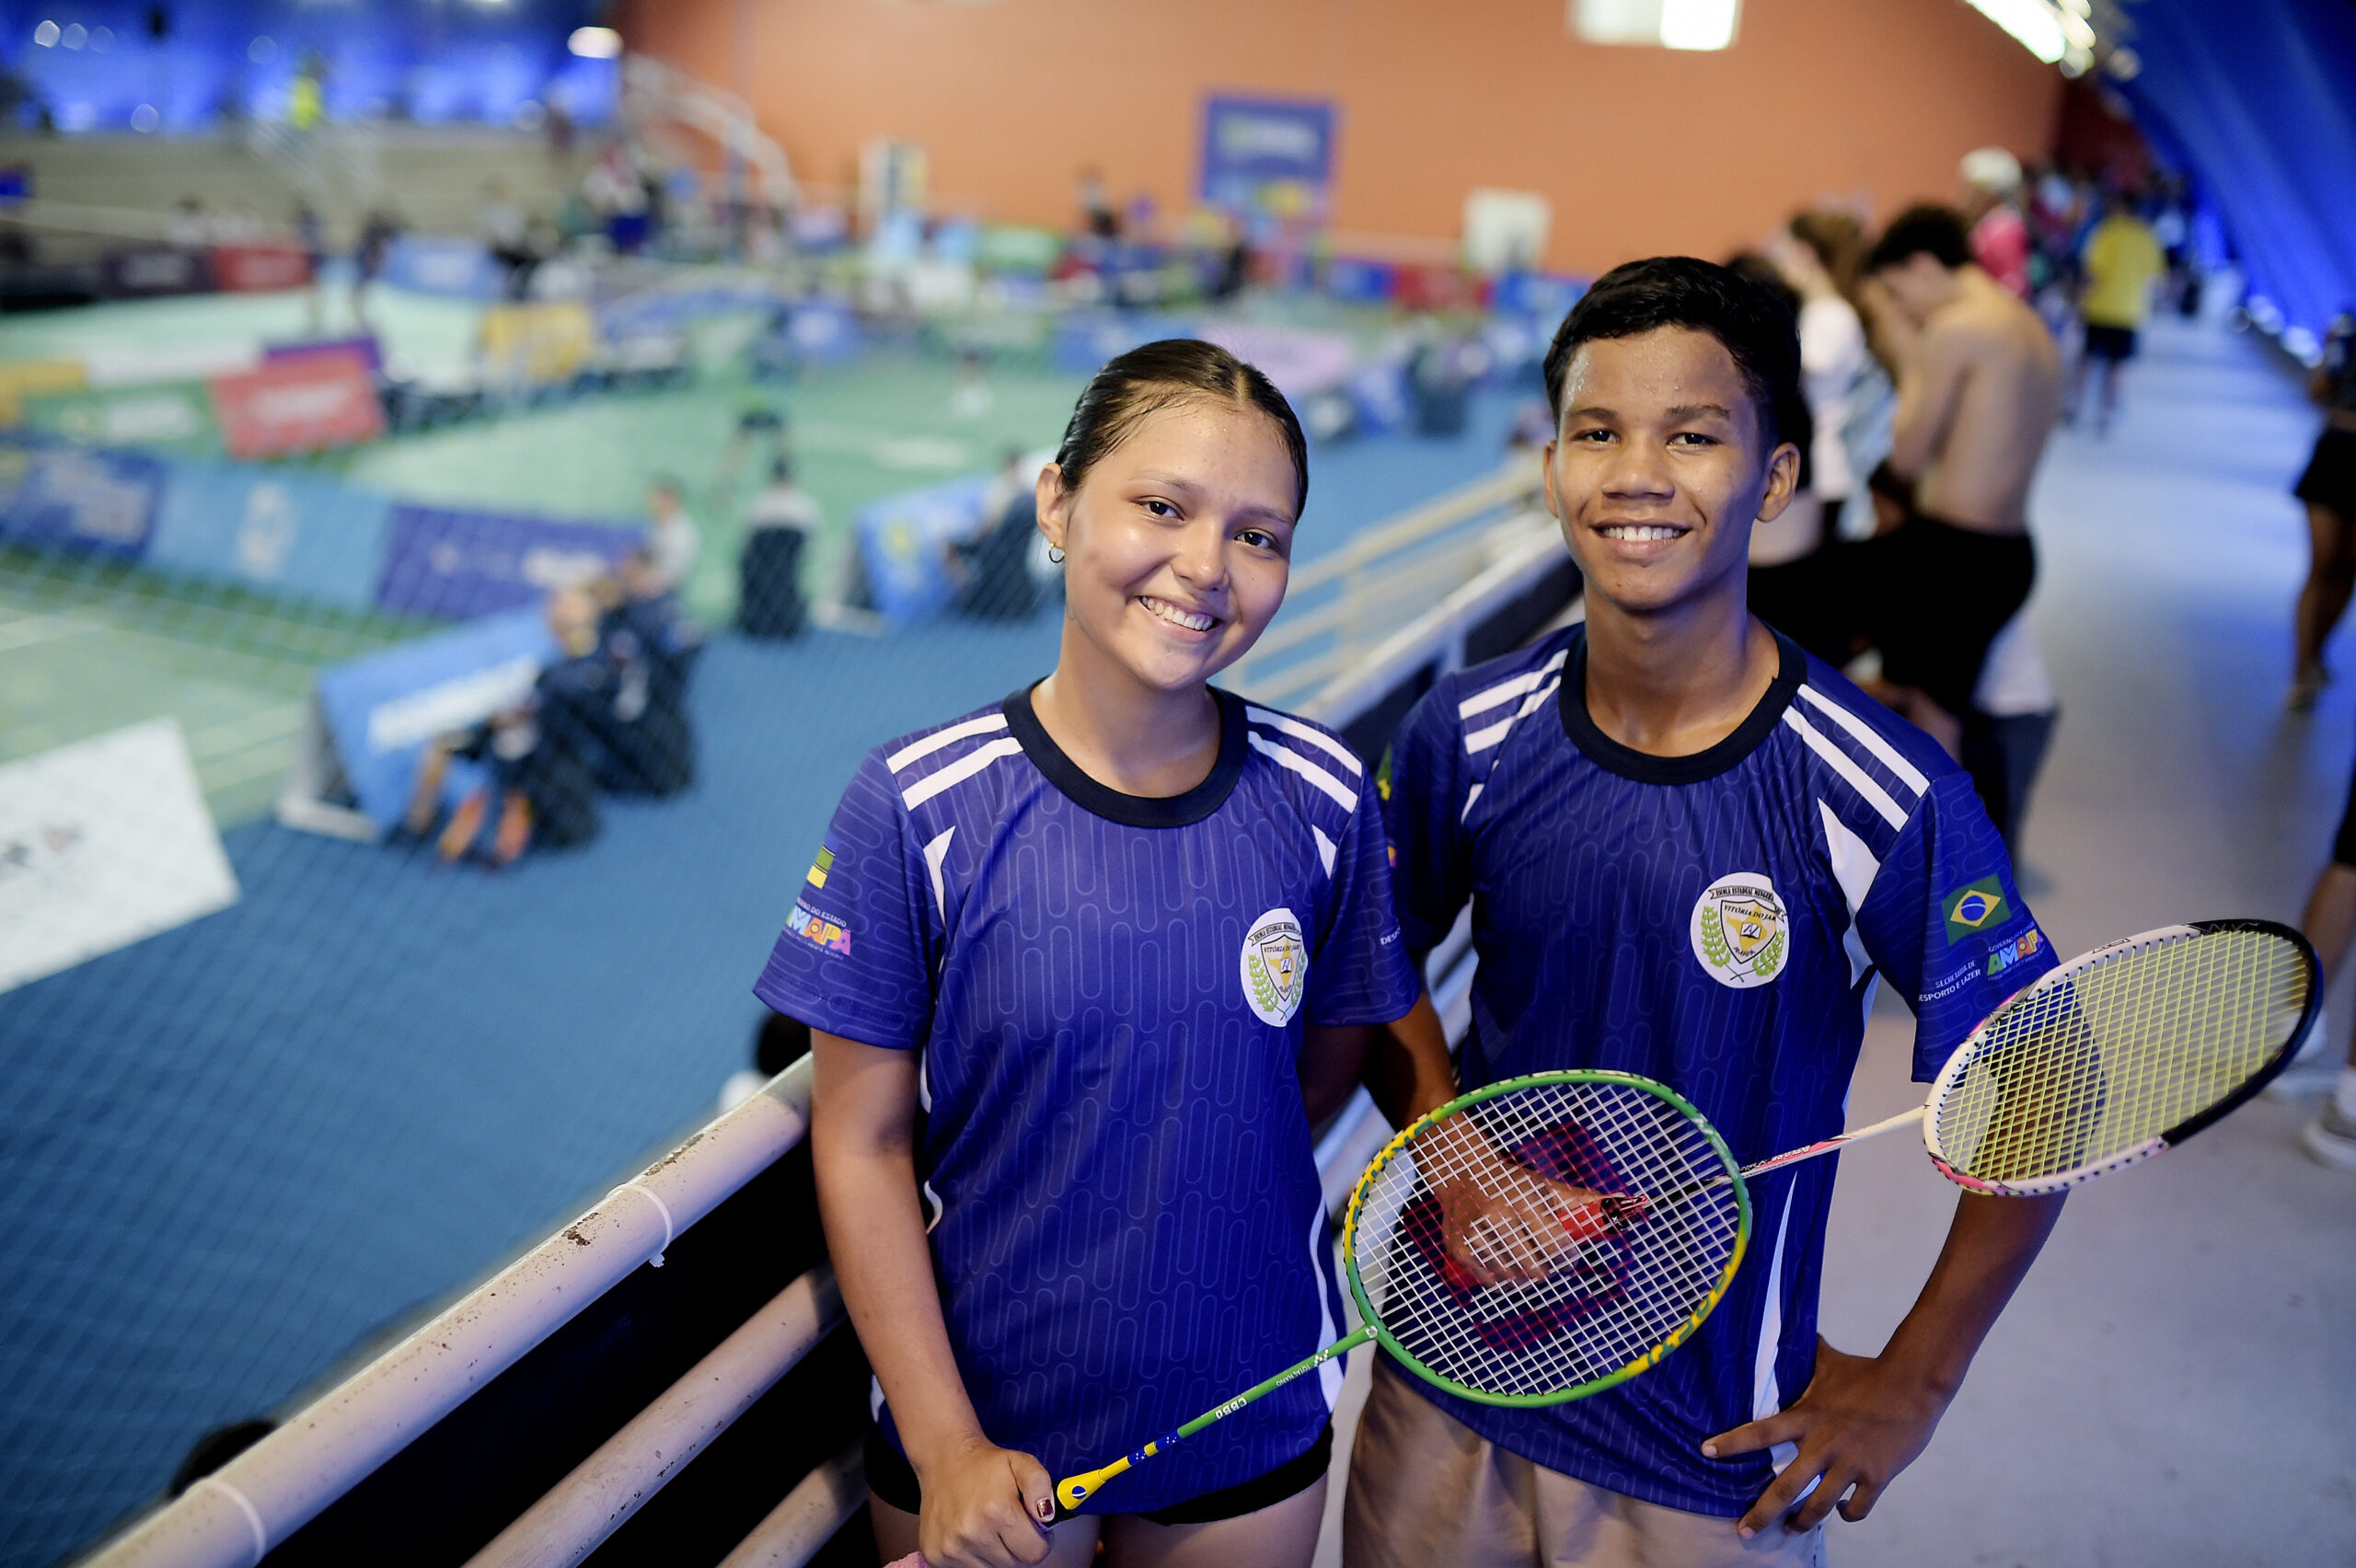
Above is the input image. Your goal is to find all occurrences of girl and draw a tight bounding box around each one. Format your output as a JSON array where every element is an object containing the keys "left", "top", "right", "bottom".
[{"left": 756, "top": 341, "right": 1420, "bottom": 1568}]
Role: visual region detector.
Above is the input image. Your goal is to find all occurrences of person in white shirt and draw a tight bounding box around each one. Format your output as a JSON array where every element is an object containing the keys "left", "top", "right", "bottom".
[
  {"left": 746, "top": 457, "right": 823, "bottom": 535},
  {"left": 643, "top": 478, "right": 700, "bottom": 597}
]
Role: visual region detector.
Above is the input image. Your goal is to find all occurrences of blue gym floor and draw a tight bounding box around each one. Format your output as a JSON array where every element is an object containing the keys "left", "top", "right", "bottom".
[{"left": 0, "top": 384, "right": 1525, "bottom": 1568}]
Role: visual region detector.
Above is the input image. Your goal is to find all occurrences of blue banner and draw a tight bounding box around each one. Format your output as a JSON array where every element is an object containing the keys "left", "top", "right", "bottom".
[
  {"left": 315, "top": 605, "right": 558, "bottom": 830},
  {"left": 1200, "top": 95, "right": 1338, "bottom": 215},
  {"left": 1052, "top": 310, "right": 1196, "bottom": 375},
  {"left": 0, "top": 434, "right": 166, "bottom": 558},
  {"left": 147, "top": 466, "right": 396, "bottom": 611},
  {"left": 383, "top": 236, "right": 503, "bottom": 300},
  {"left": 375, "top": 503, "right": 637, "bottom": 621},
  {"left": 856, "top": 474, "right": 994, "bottom": 627}
]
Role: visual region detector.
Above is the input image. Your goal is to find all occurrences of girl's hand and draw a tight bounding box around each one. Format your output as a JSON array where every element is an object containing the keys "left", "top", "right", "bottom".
[{"left": 913, "top": 1434, "right": 1057, "bottom": 1568}]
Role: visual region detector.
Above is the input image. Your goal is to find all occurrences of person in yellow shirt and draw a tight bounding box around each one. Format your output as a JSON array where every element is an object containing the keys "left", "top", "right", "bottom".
[{"left": 2069, "top": 187, "right": 2166, "bottom": 434}]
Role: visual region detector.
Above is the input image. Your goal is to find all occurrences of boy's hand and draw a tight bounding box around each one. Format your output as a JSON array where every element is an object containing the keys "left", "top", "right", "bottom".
[
  {"left": 1418, "top": 1114, "right": 1605, "bottom": 1286},
  {"left": 1700, "top": 1336, "right": 1947, "bottom": 1539}
]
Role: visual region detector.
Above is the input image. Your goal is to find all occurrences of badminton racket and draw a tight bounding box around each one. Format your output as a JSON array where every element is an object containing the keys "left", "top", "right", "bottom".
[{"left": 1051, "top": 917, "right": 2316, "bottom": 1515}]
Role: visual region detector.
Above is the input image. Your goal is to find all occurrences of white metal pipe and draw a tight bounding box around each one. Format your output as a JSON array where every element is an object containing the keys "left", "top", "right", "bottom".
[
  {"left": 83, "top": 1058, "right": 816, "bottom": 1568},
  {"left": 1306, "top": 524, "right": 1569, "bottom": 728},
  {"left": 464, "top": 1262, "right": 845, "bottom": 1568},
  {"left": 713, "top": 1442, "right": 867, "bottom": 1568}
]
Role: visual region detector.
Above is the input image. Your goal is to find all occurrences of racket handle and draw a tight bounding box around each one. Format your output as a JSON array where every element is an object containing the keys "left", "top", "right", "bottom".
[
  {"left": 1739, "top": 1103, "right": 1927, "bottom": 1182},
  {"left": 1056, "top": 1447, "right": 1153, "bottom": 1515},
  {"left": 1051, "top": 1324, "right": 1374, "bottom": 1519}
]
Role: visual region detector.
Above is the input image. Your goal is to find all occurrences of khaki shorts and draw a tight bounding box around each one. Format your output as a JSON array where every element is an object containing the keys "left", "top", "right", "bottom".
[{"left": 1342, "top": 1358, "right": 1827, "bottom": 1568}]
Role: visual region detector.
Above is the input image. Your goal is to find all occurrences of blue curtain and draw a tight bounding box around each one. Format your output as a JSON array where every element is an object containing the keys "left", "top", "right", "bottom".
[{"left": 2116, "top": 0, "right": 2356, "bottom": 350}]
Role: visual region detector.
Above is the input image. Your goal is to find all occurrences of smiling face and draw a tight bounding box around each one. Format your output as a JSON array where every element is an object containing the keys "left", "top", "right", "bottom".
[
  {"left": 1544, "top": 327, "right": 1799, "bottom": 620},
  {"left": 1037, "top": 397, "right": 1299, "bottom": 697}
]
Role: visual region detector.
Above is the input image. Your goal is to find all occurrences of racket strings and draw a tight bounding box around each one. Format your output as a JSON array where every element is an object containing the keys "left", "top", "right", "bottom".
[
  {"left": 1934, "top": 928, "right": 2309, "bottom": 1183},
  {"left": 1352, "top": 1080, "right": 1741, "bottom": 1400}
]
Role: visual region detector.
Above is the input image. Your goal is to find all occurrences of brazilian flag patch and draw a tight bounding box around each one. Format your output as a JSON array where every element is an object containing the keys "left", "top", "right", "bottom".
[
  {"left": 1942, "top": 876, "right": 2010, "bottom": 944},
  {"left": 1375, "top": 746, "right": 1394, "bottom": 802}
]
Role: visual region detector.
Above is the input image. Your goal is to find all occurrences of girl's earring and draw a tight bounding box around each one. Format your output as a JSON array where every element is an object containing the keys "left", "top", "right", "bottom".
[{"left": 1047, "top": 544, "right": 1066, "bottom": 564}]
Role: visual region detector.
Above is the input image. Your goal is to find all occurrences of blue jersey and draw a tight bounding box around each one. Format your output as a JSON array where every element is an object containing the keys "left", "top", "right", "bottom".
[
  {"left": 1379, "top": 625, "right": 2054, "bottom": 1516},
  {"left": 756, "top": 686, "right": 1420, "bottom": 1513}
]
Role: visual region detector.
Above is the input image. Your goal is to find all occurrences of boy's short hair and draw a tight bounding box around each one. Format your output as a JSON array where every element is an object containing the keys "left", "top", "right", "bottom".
[
  {"left": 1542, "top": 256, "right": 1805, "bottom": 451},
  {"left": 1864, "top": 204, "right": 1974, "bottom": 274}
]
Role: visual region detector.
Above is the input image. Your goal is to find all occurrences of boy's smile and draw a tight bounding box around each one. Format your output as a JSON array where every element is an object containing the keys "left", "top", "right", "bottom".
[{"left": 1543, "top": 326, "right": 1798, "bottom": 619}]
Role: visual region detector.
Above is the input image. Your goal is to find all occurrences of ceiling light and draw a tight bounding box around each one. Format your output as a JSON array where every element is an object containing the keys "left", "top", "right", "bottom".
[
  {"left": 1961, "top": 0, "right": 2065, "bottom": 65},
  {"left": 1659, "top": 0, "right": 1738, "bottom": 50},
  {"left": 568, "top": 26, "right": 622, "bottom": 58}
]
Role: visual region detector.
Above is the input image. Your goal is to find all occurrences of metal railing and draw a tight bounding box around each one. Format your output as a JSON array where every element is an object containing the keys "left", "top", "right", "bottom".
[
  {"left": 83, "top": 1062, "right": 819, "bottom": 1568},
  {"left": 1224, "top": 457, "right": 1550, "bottom": 712}
]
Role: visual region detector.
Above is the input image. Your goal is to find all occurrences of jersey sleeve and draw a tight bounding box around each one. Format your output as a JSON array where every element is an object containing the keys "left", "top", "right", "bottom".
[
  {"left": 752, "top": 748, "right": 940, "bottom": 1050},
  {"left": 1379, "top": 682, "right": 1475, "bottom": 963},
  {"left": 1306, "top": 783, "right": 1421, "bottom": 1027},
  {"left": 1854, "top": 771, "right": 2059, "bottom": 1081}
]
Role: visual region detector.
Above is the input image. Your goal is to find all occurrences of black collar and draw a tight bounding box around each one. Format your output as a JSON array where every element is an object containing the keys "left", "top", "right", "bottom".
[
  {"left": 1555, "top": 624, "right": 1806, "bottom": 785},
  {"left": 1001, "top": 683, "right": 1247, "bottom": 827}
]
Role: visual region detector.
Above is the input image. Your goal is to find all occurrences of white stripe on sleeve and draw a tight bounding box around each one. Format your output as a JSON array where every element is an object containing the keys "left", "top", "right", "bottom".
[
  {"left": 1796, "top": 685, "right": 1930, "bottom": 796},
  {"left": 1457, "top": 647, "right": 1569, "bottom": 721},
  {"left": 901, "top": 736, "right": 1023, "bottom": 809},
  {"left": 886, "top": 711, "right": 1010, "bottom": 773},
  {"left": 1246, "top": 706, "right": 1365, "bottom": 775},
  {"left": 1249, "top": 732, "right": 1358, "bottom": 813},
  {"left": 1781, "top": 709, "right": 1908, "bottom": 829},
  {"left": 1465, "top": 675, "right": 1561, "bottom": 754},
  {"left": 922, "top": 826, "right": 956, "bottom": 920}
]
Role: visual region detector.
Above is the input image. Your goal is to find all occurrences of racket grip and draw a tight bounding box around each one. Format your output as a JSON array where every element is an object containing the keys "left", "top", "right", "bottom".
[{"left": 1055, "top": 1441, "right": 1160, "bottom": 1516}]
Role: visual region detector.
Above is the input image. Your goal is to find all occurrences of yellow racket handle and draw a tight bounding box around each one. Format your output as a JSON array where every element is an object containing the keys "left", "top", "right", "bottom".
[{"left": 1052, "top": 1323, "right": 1373, "bottom": 1517}]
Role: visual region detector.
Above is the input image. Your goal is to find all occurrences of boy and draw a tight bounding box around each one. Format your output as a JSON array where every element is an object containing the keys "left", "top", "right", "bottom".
[
  {"left": 1346, "top": 259, "right": 2064, "bottom": 1566},
  {"left": 1854, "top": 205, "right": 2061, "bottom": 759}
]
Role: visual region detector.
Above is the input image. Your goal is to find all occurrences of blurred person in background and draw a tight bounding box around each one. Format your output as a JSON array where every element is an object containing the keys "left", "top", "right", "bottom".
[
  {"left": 1724, "top": 251, "right": 1837, "bottom": 663},
  {"left": 293, "top": 199, "right": 327, "bottom": 333},
  {"left": 2281, "top": 727, "right": 2356, "bottom": 1163},
  {"left": 592, "top": 549, "right": 701, "bottom": 796},
  {"left": 406, "top": 585, "right": 608, "bottom": 864},
  {"left": 481, "top": 178, "right": 537, "bottom": 301},
  {"left": 1076, "top": 166, "right": 1118, "bottom": 240},
  {"left": 1855, "top": 205, "right": 2062, "bottom": 760},
  {"left": 2291, "top": 311, "right": 2356, "bottom": 710},
  {"left": 167, "top": 195, "right": 205, "bottom": 251},
  {"left": 642, "top": 476, "right": 700, "bottom": 598},
  {"left": 287, "top": 52, "right": 325, "bottom": 133},
  {"left": 950, "top": 446, "right": 1049, "bottom": 620},
  {"left": 1776, "top": 213, "right": 1872, "bottom": 523},
  {"left": 2149, "top": 174, "right": 2200, "bottom": 318},
  {"left": 2067, "top": 187, "right": 2166, "bottom": 435},
  {"left": 1960, "top": 147, "right": 2032, "bottom": 301},
  {"left": 351, "top": 209, "right": 398, "bottom": 329},
  {"left": 741, "top": 456, "right": 822, "bottom": 640}
]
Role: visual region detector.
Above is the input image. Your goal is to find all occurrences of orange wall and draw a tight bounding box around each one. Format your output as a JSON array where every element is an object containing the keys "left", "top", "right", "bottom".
[{"left": 623, "top": 0, "right": 2060, "bottom": 275}]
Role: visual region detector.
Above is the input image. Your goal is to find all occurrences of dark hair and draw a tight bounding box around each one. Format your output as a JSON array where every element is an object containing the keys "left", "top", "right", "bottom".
[
  {"left": 1864, "top": 204, "right": 1973, "bottom": 274},
  {"left": 1054, "top": 339, "right": 1309, "bottom": 514},
  {"left": 1542, "top": 256, "right": 1806, "bottom": 451},
  {"left": 1725, "top": 251, "right": 1800, "bottom": 320},
  {"left": 1786, "top": 209, "right": 1864, "bottom": 295}
]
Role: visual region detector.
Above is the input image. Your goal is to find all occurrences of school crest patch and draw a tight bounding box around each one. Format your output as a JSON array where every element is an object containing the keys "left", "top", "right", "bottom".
[
  {"left": 1691, "top": 874, "right": 1790, "bottom": 989},
  {"left": 1242, "top": 907, "right": 1309, "bottom": 1026}
]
